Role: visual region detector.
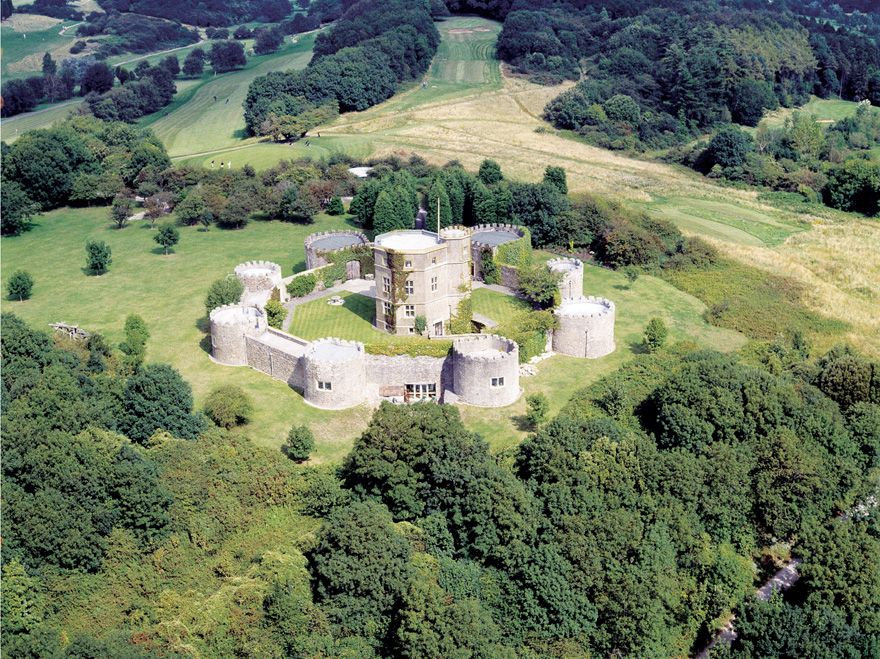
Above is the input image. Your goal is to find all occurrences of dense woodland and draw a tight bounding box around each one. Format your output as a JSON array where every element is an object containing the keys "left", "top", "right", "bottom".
[
  {"left": 2, "top": 307, "right": 878, "bottom": 658},
  {"left": 3, "top": 0, "right": 880, "bottom": 655},
  {"left": 243, "top": 0, "right": 440, "bottom": 137}
]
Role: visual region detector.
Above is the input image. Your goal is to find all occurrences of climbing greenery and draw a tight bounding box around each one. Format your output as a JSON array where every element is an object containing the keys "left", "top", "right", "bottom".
[{"left": 495, "top": 228, "right": 532, "bottom": 268}]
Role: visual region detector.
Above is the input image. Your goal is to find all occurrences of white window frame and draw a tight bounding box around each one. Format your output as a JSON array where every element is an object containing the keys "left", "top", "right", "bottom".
[
  {"left": 405, "top": 305, "right": 415, "bottom": 317},
  {"left": 317, "top": 381, "right": 332, "bottom": 391},
  {"left": 491, "top": 377, "right": 505, "bottom": 387}
]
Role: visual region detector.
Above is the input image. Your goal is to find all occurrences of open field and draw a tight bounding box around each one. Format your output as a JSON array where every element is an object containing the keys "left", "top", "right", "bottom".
[
  {"left": 759, "top": 96, "right": 863, "bottom": 129},
  {"left": 0, "top": 209, "right": 745, "bottom": 458},
  {"left": 0, "top": 206, "right": 378, "bottom": 463},
  {"left": 635, "top": 196, "right": 805, "bottom": 247},
  {"left": 141, "top": 32, "right": 319, "bottom": 157}
]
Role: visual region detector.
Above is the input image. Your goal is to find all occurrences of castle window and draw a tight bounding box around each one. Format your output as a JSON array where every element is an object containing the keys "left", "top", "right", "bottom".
[
  {"left": 491, "top": 377, "right": 505, "bottom": 387},
  {"left": 405, "top": 280, "right": 414, "bottom": 295},
  {"left": 384, "top": 301, "right": 393, "bottom": 316},
  {"left": 405, "top": 305, "right": 415, "bottom": 317},
  {"left": 383, "top": 277, "right": 391, "bottom": 294},
  {"left": 318, "top": 381, "right": 332, "bottom": 391},
  {"left": 405, "top": 259, "right": 412, "bottom": 268},
  {"left": 432, "top": 256, "right": 437, "bottom": 264},
  {"left": 405, "top": 382, "right": 436, "bottom": 401},
  {"left": 431, "top": 276, "right": 438, "bottom": 291}
]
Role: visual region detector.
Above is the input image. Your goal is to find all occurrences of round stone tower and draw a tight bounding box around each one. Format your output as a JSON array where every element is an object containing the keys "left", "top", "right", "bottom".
[
  {"left": 547, "top": 257, "right": 583, "bottom": 299},
  {"left": 304, "top": 230, "right": 370, "bottom": 270},
  {"left": 209, "top": 304, "right": 269, "bottom": 366},
  {"left": 553, "top": 296, "right": 616, "bottom": 359},
  {"left": 452, "top": 334, "right": 520, "bottom": 407},
  {"left": 302, "top": 338, "right": 366, "bottom": 409},
  {"left": 234, "top": 261, "right": 283, "bottom": 292}
]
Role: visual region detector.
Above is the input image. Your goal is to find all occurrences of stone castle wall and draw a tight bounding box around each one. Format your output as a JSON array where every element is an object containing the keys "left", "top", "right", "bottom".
[
  {"left": 364, "top": 354, "right": 452, "bottom": 400},
  {"left": 470, "top": 224, "right": 527, "bottom": 283},
  {"left": 304, "top": 230, "right": 370, "bottom": 270},
  {"left": 235, "top": 261, "right": 283, "bottom": 293},
  {"left": 246, "top": 330, "right": 308, "bottom": 389},
  {"left": 548, "top": 257, "right": 584, "bottom": 299},
  {"left": 210, "top": 304, "right": 267, "bottom": 366},
  {"left": 553, "top": 296, "right": 616, "bottom": 359},
  {"left": 452, "top": 335, "right": 520, "bottom": 407},
  {"left": 302, "top": 338, "right": 366, "bottom": 409}
]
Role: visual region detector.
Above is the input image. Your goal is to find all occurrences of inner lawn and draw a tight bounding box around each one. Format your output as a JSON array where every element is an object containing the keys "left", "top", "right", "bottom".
[{"left": 1, "top": 208, "right": 746, "bottom": 458}]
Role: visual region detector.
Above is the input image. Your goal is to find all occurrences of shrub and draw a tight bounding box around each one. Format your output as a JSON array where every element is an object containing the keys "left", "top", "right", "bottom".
[
  {"left": 204, "top": 277, "right": 244, "bottom": 313},
  {"left": 204, "top": 385, "right": 253, "bottom": 429},
  {"left": 481, "top": 248, "right": 501, "bottom": 284},
  {"left": 414, "top": 315, "right": 427, "bottom": 335},
  {"left": 283, "top": 425, "right": 315, "bottom": 462},
  {"left": 622, "top": 265, "right": 640, "bottom": 289},
  {"left": 526, "top": 393, "right": 549, "bottom": 426},
  {"left": 642, "top": 317, "right": 668, "bottom": 352},
  {"left": 326, "top": 196, "right": 345, "bottom": 215},
  {"left": 85, "top": 240, "right": 112, "bottom": 273},
  {"left": 265, "top": 299, "right": 288, "bottom": 329},
  {"left": 287, "top": 274, "right": 317, "bottom": 297},
  {"left": 6, "top": 270, "right": 34, "bottom": 301}
]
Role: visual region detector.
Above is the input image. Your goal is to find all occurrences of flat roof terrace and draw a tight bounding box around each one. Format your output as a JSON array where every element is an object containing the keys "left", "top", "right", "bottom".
[
  {"left": 471, "top": 230, "right": 520, "bottom": 246},
  {"left": 310, "top": 234, "right": 366, "bottom": 251},
  {"left": 374, "top": 230, "right": 443, "bottom": 252}
]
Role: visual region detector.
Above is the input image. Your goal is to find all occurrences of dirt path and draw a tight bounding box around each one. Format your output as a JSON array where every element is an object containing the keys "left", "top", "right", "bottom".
[
  {"left": 0, "top": 98, "right": 81, "bottom": 124},
  {"left": 59, "top": 21, "right": 84, "bottom": 35},
  {"left": 695, "top": 559, "right": 802, "bottom": 658},
  {"left": 115, "top": 39, "right": 206, "bottom": 66}
]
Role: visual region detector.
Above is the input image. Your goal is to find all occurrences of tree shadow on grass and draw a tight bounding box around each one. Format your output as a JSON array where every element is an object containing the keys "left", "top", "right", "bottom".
[
  {"left": 195, "top": 315, "right": 211, "bottom": 333},
  {"left": 291, "top": 258, "right": 306, "bottom": 273},
  {"left": 81, "top": 267, "right": 107, "bottom": 276},
  {"left": 627, "top": 338, "right": 649, "bottom": 355},
  {"left": 512, "top": 414, "right": 535, "bottom": 433}
]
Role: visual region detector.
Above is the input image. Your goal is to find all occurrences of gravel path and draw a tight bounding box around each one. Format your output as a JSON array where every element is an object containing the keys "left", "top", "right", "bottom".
[{"left": 695, "top": 559, "right": 802, "bottom": 658}]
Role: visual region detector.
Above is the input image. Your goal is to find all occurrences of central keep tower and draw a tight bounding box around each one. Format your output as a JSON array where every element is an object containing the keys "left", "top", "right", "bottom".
[{"left": 373, "top": 227, "right": 471, "bottom": 336}]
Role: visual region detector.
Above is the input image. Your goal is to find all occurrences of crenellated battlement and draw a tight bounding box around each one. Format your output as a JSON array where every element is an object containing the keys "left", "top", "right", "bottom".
[
  {"left": 234, "top": 261, "right": 283, "bottom": 292},
  {"left": 305, "top": 231, "right": 370, "bottom": 270},
  {"left": 547, "top": 257, "right": 583, "bottom": 272},
  {"left": 452, "top": 334, "right": 518, "bottom": 362},
  {"left": 555, "top": 295, "right": 615, "bottom": 318}
]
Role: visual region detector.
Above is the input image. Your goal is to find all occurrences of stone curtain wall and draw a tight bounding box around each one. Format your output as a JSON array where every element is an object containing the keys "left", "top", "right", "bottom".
[
  {"left": 364, "top": 354, "right": 451, "bottom": 400},
  {"left": 246, "top": 330, "right": 308, "bottom": 389}
]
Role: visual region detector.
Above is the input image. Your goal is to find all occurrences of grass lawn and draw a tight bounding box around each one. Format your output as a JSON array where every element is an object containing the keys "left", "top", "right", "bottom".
[
  {"left": 472, "top": 286, "right": 530, "bottom": 324},
  {"left": 633, "top": 196, "right": 805, "bottom": 247},
  {"left": 758, "top": 96, "right": 863, "bottom": 129},
  {"left": 288, "top": 291, "right": 425, "bottom": 345},
  {"left": 0, "top": 205, "right": 372, "bottom": 463},
  {"left": 459, "top": 257, "right": 746, "bottom": 451},
  {"left": 139, "top": 32, "right": 319, "bottom": 158},
  {"left": 0, "top": 16, "right": 76, "bottom": 81}
]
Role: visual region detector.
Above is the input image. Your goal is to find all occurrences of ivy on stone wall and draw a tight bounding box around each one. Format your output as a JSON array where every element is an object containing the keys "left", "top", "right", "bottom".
[
  {"left": 492, "top": 310, "right": 558, "bottom": 363},
  {"left": 447, "top": 283, "right": 474, "bottom": 335},
  {"left": 314, "top": 245, "right": 375, "bottom": 287},
  {"left": 496, "top": 227, "right": 533, "bottom": 269},
  {"left": 481, "top": 248, "right": 501, "bottom": 285},
  {"left": 384, "top": 250, "right": 407, "bottom": 332}
]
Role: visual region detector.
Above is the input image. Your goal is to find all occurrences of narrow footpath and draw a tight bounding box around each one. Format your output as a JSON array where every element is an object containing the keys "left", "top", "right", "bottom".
[{"left": 695, "top": 559, "right": 802, "bottom": 658}]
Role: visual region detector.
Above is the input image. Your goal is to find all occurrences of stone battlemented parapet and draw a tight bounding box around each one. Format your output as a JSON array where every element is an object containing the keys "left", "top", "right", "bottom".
[
  {"left": 452, "top": 335, "right": 520, "bottom": 406},
  {"left": 234, "top": 261, "right": 283, "bottom": 292},
  {"left": 553, "top": 296, "right": 615, "bottom": 359},
  {"left": 547, "top": 257, "right": 584, "bottom": 298},
  {"left": 305, "top": 230, "right": 370, "bottom": 270},
  {"left": 469, "top": 223, "right": 526, "bottom": 247},
  {"left": 302, "top": 338, "right": 367, "bottom": 409},
  {"left": 209, "top": 304, "right": 268, "bottom": 366}
]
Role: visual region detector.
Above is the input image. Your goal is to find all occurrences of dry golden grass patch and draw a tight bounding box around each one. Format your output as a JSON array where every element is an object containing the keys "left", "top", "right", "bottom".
[
  {"left": 710, "top": 219, "right": 880, "bottom": 357},
  {"left": 3, "top": 12, "right": 61, "bottom": 31}
]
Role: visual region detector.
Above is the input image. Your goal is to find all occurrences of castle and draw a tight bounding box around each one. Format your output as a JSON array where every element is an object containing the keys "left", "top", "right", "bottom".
[{"left": 209, "top": 228, "right": 615, "bottom": 410}]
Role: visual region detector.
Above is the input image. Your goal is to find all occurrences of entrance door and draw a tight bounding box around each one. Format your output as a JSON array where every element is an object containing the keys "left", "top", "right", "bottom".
[
  {"left": 434, "top": 322, "right": 443, "bottom": 336},
  {"left": 584, "top": 329, "right": 590, "bottom": 358}
]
